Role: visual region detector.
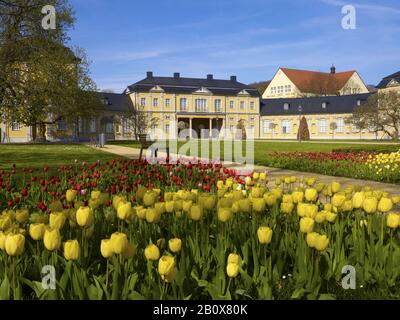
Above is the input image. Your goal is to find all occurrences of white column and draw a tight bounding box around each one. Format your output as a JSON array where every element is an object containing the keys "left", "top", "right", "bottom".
[
  {"left": 209, "top": 118, "right": 212, "bottom": 139},
  {"left": 189, "top": 118, "right": 193, "bottom": 138}
]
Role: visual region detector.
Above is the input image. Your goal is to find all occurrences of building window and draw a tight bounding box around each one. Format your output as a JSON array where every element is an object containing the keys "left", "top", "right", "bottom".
[
  {"left": 123, "top": 119, "right": 130, "bottom": 133},
  {"left": 278, "top": 86, "right": 284, "bottom": 94},
  {"left": 153, "top": 98, "right": 158, "bottom": 107},
  {"left": 319, "top": 119, "right": 327, "bottom": 133},
  {"left": 263, "top": 120, "right": 272, "bottom": 134},
  {"left": 140, "top": 98, "right": 146, "bottom": 106},
  {"left": 165, "top": 98, "right": 170, "bottom": 107},
  {"left": 271, "top": 87, "right": 276, "bottom": 94},
  {"left": 282, "top": 120, "right": 290, "bottom": 134},
  {"left": 11, "top": 121, "right": 22, "bottom": 131},
  {"left": 240, "top": 101, "right": 245, "bottom": 110},
  {"left": 322, "top": 102, "right": 327, "bottom": 109},
  {"left": 165, "top": 115, "right": 171, "bottom": 120},
  {"left": 165, "top": 124, "right": 170, "bottom": 134},
  {"left": 230, "top": 101, "right": 234, "bottom": 109},
  {"left": 57, "top": 119, "right": 68, "bottom": 132},
  {"left": 284, "top": 103, "right": 290, "bottom": 111},
  {"left": 337, "top": 118, "right": 345, "bottom": 133},
  {"left": 215, "top": 99, "right": 222, "bottom": 112},
  {"left": 250, "top": 101, "right": 255, "bottom": 110},
  {"left": 195, "top": 99, "right": 207, "bottom": 112},
  {"left": 250, "top": 117, "right": 255, "bottom": 123},
  {"left": 180, "top": 98, "right": 187, "bottom": 111},
  {"left": 106, "top": 122, "right": 113, "bottom": 133},
  {"left": 357, "top": 100, "right": 361, "bottom": 106},
  {"left": 90, "top": 119, "right": 97, "bottom": 133}
]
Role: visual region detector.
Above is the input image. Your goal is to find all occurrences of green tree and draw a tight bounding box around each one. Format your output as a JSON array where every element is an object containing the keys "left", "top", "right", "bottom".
[{"left": 0, "top": 0, "right": 99, "bottom": 141}]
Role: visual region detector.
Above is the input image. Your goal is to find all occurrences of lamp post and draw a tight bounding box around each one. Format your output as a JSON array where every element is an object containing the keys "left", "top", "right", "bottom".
[{"left": 298, "top": 105, "right": 303, "bottom": 143}]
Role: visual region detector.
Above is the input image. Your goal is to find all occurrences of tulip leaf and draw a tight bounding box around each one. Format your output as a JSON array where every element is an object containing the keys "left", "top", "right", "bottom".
[{"left": 0, "top": 276, "right": 10, "bottom": 300}]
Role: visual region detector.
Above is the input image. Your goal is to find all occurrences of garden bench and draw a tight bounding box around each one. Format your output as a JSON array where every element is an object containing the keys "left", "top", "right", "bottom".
[{"left": 138, "top": 134, "right": 170, "bottom": 162}]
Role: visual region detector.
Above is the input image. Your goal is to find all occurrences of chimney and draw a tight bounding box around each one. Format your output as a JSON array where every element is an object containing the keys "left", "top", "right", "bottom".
[
  {"left": 207, "top": 74, "right": 213, "bottom": 80},
  {"left": 174, "top": 72, "right": 180, "bottom": 79},
  {"left": 147, "top": 71, "right": 153, "bottom": 78},
  {"left": 230, "top": 75, "right": 237, "bottom": 82},
  {"left": 330, "top": 65, "right": 336, "bottom": 74}
]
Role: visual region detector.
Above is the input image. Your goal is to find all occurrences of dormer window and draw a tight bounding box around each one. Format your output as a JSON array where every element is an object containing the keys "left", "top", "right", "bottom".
[
  {"left": 284, "top": 103, "right": 290, "bottom": 111},
  {"left": 322, "top": 102, "right": 327, "bottom": 109},
  {"left": 357, "top": 100, "right": 361, "bottom": 106},
  {"left": 102, "top": 98, "right": 109, "bottom": 105}
]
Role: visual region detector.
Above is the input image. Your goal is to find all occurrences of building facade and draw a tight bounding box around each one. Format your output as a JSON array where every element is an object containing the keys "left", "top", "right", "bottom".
[
  {"left": 126, "top": 72, "right": 260, "bottom": 139},
  {"left": 0, "top": 92, "right": 133, "bottom": 143},
  {"left": 259, "top": 93, "right": 387, "bottom": 140},
  {"left": 262, "top": 67, "right": 369, "bottom": 99}
]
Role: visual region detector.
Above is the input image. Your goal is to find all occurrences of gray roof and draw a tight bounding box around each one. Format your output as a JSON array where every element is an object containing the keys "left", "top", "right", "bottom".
[
  {"left": 260, "top": 93, "right": 373, "bottom": 116},
  {"left": 376, "top": 71, "right": 400, "bottom": 89},
  {"left": 127, "top": 74, "right": 260, "bottom": 97},
  {"left": 96, "top": 92, "right": 132, "bottom": 112}
]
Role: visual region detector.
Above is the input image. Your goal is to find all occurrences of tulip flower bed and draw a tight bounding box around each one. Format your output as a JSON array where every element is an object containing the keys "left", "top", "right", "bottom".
[
  {"left": 265, "top": 151, "right": 400, "bottom": 184},
  {"left": 0, "top": 159, "right": 400, "bottom": 300}
]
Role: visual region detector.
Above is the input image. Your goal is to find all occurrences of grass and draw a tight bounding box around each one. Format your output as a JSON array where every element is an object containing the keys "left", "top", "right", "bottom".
[
  {"left": 0, "top": 144, "right": 125, "bottom": 178},
  {"left": 109, "top": 139, "right": 400, "bottom": 163}
]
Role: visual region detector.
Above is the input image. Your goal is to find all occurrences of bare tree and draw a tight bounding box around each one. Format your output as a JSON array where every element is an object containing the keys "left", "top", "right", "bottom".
[
  {"left": 301, "top": 73, "right": 341, "bottom": 97},
  {"left": 352, "top": 92, "right": 400, "bottom": 140}
]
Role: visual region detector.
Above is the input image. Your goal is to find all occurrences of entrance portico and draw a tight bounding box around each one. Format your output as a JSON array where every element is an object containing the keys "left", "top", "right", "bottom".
[{"left": 177, "top": 116, "right": 225, "bottom": 139}]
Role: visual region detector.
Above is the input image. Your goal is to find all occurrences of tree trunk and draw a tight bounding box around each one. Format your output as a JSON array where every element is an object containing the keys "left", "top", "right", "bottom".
[{"left": 35, "top": 123, "right": 47, "bottom": 142}]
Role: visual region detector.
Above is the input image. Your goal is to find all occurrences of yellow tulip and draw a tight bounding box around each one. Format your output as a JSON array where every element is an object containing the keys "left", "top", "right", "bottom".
[
  {"left": 66, "top": 189, "right": 77, "bottom": 202},
  {"left": 29, "top": 223, "right": 46, "bottom": 241},
  {"left": 189, "top": 205, "right": 203, "bottom": 221},
  {"left": 43, "top": 228, "right": 61, "bottom": 251},
  {"left": 252, "top": 198, "right": 266, "bottom": 213},
  {"left": 300, "top": 217, "right": 314, "bottom": 233},
  {"left": 100, "top": 239, "right": 114, "bottom": 258},
  {"left": 15, "top": 209, "right": 29, "bottom": 224},
  {"left": 297, "top": 203, "right": 307, "bottom": 217},
  {"left": 112, "top": 195, "right": 126, "bottom": 210},
  {"left": 280, "top": 202, "right": 294, "bottom": 215},
  {"left": 363, "top": 197, "right": 378, "bottom": 214},
  {"left": 305, "top": 189, "right": 318, "bottom": 202},
  {"left": 227, "top": 253, "right": 241, "bottom": 265},
  {"left": 292, "top": 191, "right": 304, "bottom": 204},
  {"left": 324, "top": 203, "right": 333, "bottom": 212},
  {"left": 0, "top": 216, "right": 12, "bottom": 231},
  {"left": 282, "top": 194, "right": 293, "bottom": 203},
  {"left": 271, "top": 188, "right": 283, "bottom": 199},
  {"left": 315, "top": 234, "right": 329, "bottom": 251},
  {"left": 305, "top": 204, "right": 318, "bottom": 219},
  {"left": 315, "top": 211, "right": 327, "bottom": 223},
  {"left": 5, "top": 233, "right": 25, "bottom": 256},
  {"left": 76, "top": 206, "right": 94, "bottom": 227},
  {"left": 110, "top": 232, "right": 128, "bottom": 254},
  {"left": 263, "top": 192, "right": 277, "bottom": 207},
  {"left": 218, "top": 207, "right": 232, "bottom": 222},
  {"left": 64, "top": 240, "right": 80, "bottom": 261},
  {"left": 154, "top": 202, "right": 166, "bottom": 215},
  {"left": 145, "top": 208, "right": 161, "bottom": 223},
  {"left": 168, "top": 238, "right": 182, "bottom": 253},
  {"left": 284, "top": 177, "right": 291, "bottom": 185},
  {"left": 332, "top": 193, "right": 346, "bottom": 208},
  {"left": 182, "top": 200, "right": 193, "bottom": 212},
  {"left": 0, "top": 232, "right": 6, "bottom": 250},
  {"left": 290, "top": 176, "right": 297, "bottom": 183},
  {"left": 158, "top": 255, "right": 176, "bottom": 282},
  {"left": 331, "top": 181, "right": 341, "bottom": 193},
  {"left": 341, "top": 200, "right": 353, "bottom": 212},
  {"left": 226, "top": 263, "right": 240, "bottom": 278},
  {"left": 136, "top": 206, "right": 147, "bottom": 219},
  {"left": 143, "top": 191, "right": 157, "bottom": 207},
  {"left": 275, "top": 178, "right": 282, "bottom": 186},
  {"left": 257, "top": 226, "right": 273, "bottom": 244},
  {"left": 392, "top": 196, "right": 400, "bottom": 205},
  {"left": 378, "top": 197, "right": 393, "bottom": 213},
  {"left": 145, "top": 244, "right": 160, "bottom": 261},
  {"left": 386, "top": 213, "right": 400, "bottom": 229},
  {"left": 49, "top": 212, "right": 66, "bottom": 230},
  {"left": 326, "top": 212, "right": 337, "bottom": 223},
  {"left": 259, "top": 172, "right": 267, "bottom": 181},
  {"left": 91, "top": 190, "right": 101, "bottom": 200},
  {"left": 306, "top": 232, "right": 319, "bottom": 248},
  {"left": 117, "top": 202, "right": 132, "bottom": 220},
  {"left": 165, "top": 201, "right": 175, "bottom": 213},
  {"left": 156, "top": 238, "right": 166, "bottom": 249},
  {"left": 238, "top": 199, "right": 251, "bottom": 213}
]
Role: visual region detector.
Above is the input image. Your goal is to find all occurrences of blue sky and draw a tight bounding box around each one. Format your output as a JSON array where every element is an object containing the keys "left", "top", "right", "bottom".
[{"left": 68, "top": 0, "right": 400, "bottom": 92}]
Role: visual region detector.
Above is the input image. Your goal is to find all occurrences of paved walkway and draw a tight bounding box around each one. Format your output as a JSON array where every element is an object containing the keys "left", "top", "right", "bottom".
[{"left": 92, "top": 144, "right": 400, "bottom": 195}]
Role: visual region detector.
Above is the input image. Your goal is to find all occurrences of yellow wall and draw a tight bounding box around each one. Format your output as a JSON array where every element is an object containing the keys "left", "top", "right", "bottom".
[{"left": 262, "top": 69, "right": 300, "bottom": 99}]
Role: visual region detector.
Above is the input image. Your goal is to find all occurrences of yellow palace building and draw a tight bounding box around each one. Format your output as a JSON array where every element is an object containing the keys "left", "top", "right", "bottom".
[{"left": 125, "top": 72, "right": 260, "bottom": 139}]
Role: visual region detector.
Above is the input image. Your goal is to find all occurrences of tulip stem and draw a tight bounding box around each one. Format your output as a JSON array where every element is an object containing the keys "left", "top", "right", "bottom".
[{"left": 106, "top": 259, "right": 109, "bottom": 289}]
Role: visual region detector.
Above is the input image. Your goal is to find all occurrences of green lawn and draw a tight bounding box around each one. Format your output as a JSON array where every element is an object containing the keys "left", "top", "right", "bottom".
[
  {"left": 0, "top": 144, "right": 125, "bottom": 177},
  {"left": 109, "top": 139, "right": 400, "bottom": 164}
]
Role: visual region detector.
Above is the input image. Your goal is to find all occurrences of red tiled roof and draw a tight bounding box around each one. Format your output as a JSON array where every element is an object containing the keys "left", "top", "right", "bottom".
[{"left": 280, "top": 68, "right": 356, "bottom": 95}]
